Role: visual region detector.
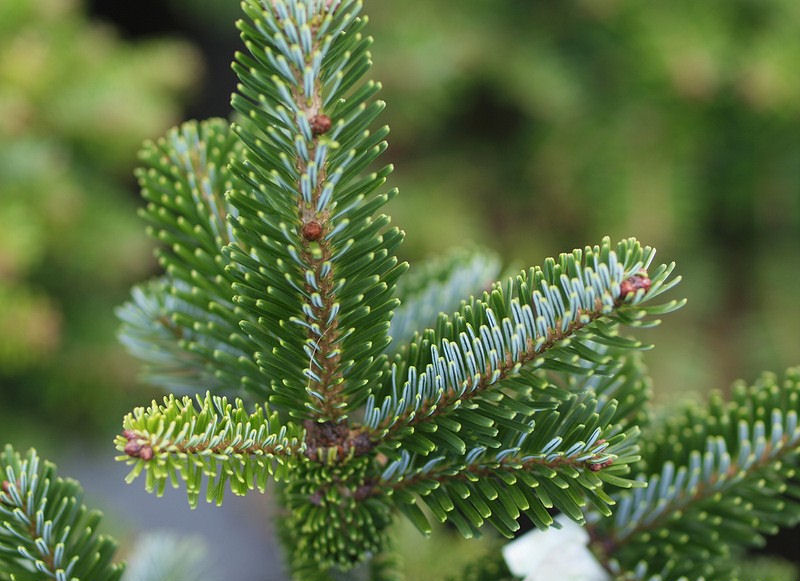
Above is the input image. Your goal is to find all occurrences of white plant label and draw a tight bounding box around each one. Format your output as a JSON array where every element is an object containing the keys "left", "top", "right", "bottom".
[{"left": 502, "top": 515, "right": 611, "bottom": 581}]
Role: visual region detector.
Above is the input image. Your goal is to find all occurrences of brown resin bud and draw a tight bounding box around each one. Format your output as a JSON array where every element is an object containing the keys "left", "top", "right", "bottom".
[
  {"left": 589, "top": 459, "right": 614, "bottom": 472},
  {"left": 310, "top": 114, "right": 332, "bottom": 136},
  {"left": 1, "top": 480, "right": 10, "bottom": 495},
  {"left": 124, "top": 440, "right": 142, "bottom": 457},
  {"left": 302, "top": 220, "right": 324, "bottom": 241},
  {"left": 124, "top": 437, "right": 154, "bottom": 461},
  {"left": 122, "top": 429, "right": 137, "bottom": 440},
  {"left": 619, "top": 271, "right": 652, "bottom": 299}
]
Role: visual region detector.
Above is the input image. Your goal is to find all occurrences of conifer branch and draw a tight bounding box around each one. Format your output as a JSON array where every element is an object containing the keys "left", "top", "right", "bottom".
[
  {"left": 110, "top": 1, "right": 708, "bottom": 576},
  {"left": 119, "top": 119, "right": 264, "bottom": 397},
  {"left": 116, "top": 393, "right": 304, "bottom": 507},
  {"left": 362, "top": 238, "right": 683, "bottom": 447},
  {"left": 0, "top": 446, "right": 123, "bottom": 581},
  {"left": 226, "top": 0, "right": 406, "bottom": 419},
  {"left": 589, "top": 368, "right": 800, "bottom": 580},
  {"left": 379, "top": 391, "right": 642, "bottom": 539}
]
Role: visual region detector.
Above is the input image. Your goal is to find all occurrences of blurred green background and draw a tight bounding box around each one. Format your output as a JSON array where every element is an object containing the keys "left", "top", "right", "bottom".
[
  {"left": 2, "top": 0, "right": 799, "bottom": 578},
  {"left": 0, "top": 0, "right": 199, "bottom": 433}
]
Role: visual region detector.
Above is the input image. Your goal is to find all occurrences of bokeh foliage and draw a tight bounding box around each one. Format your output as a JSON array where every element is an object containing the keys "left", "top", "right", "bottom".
[{"left": 0, "top": 0, "right": 200, "bottom": 428}]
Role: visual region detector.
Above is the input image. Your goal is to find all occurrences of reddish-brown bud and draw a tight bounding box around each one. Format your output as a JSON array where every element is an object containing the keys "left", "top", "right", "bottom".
[
  {"left": 124, "top": 437, "right": 154, "bottom": 461},
  {"left": 619, "top": 271, "right": 652, "bottom": 299},
  {"left": 124, "top": 440, "right": 142, "bottom": 457},
  {"left": 310, "top": 114, "right": 332, "bottom": 136},
  {"left": 122, "top": 429, "right": 137, "bottom": 440},
  {"left": 589, "top": 459, "right": 614, "bottom": 472},
  {"left": 1, "top": 480, "right": 10, "bottom": 494},
  {"left": 302, "top": 220, "right": 323, "bottom": 241}
]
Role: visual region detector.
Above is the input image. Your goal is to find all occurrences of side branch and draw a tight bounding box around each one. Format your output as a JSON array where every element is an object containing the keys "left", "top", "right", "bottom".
[
  {"left": 365, "top": 260, "right": 674, "bottom": 441},
  {"left": 381, "top": 447, "right": 616, "bottom": 496},
  {"left": 116, "top": 393, "right": 304, "bottom": 507},
  {"left": 372, "top": 422, "right": 640, "bottom": 538},
  {"left": 384, "top": 304, "right": 610, "bottom": 435},
  {"left": 605, "top": 419, "right": 800, "bottom": 551},
  {"left": 589, "top": 369, "right": 800, "bottom": 578}
]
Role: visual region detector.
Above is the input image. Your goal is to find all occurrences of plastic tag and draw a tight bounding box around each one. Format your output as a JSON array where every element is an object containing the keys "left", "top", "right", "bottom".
[{"left": 502, "top": 515, "right": 610, "bottom": 581}]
